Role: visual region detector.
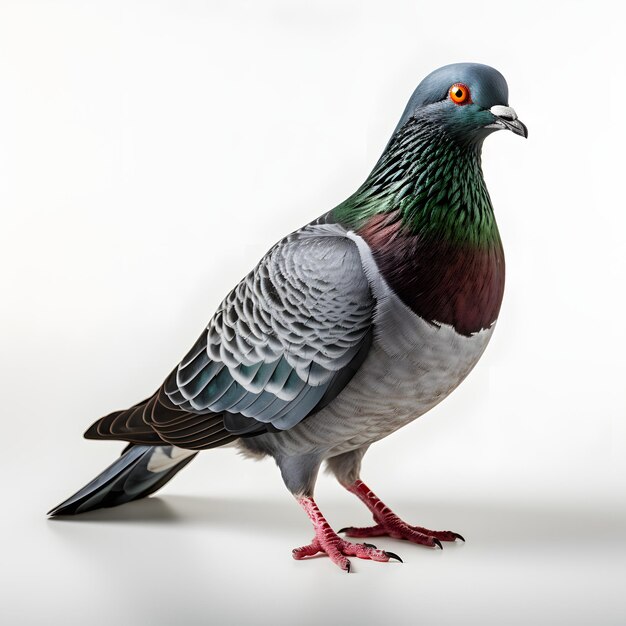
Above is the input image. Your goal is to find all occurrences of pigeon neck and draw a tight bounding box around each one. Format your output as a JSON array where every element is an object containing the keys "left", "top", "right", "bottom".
[
  {"left": 332, "top": 116, "right": 499, "bottom": 249},
  {"left": 331, "top": 117, "right": 505, "bottom": 335}
]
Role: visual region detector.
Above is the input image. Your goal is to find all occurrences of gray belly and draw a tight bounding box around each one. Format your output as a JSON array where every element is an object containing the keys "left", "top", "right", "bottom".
[
  {"left": 236, "top": 230, "right": 496, "bottom": 460},
  {"left": 246, "top": 319, "right": 494, "bottom": 458}
]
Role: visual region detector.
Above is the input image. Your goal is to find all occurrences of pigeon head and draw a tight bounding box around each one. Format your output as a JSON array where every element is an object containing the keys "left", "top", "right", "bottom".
[{"left": 395, "top": 62, "right": 527, "bottom": 143}]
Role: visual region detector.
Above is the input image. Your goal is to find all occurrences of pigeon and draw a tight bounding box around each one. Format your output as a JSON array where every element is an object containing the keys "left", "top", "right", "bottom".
[{"left": 49, "top": 62, "right": 527, "bottom": 572}]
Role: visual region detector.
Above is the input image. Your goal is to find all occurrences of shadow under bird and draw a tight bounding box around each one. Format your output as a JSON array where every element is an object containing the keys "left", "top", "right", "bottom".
[{"left": 49, "top": 62, "right": 527, "bottom": 572}]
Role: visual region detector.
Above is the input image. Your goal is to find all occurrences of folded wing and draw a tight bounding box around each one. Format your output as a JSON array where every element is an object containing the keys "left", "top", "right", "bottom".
[{"left": 86, "top": 223, "right": 375, "bottom": 449}]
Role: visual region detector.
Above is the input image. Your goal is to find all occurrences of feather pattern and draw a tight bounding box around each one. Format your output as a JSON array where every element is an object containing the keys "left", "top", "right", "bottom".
[
  {"left": 239, "top": 231, "right": 494, "bottom": 461},
  {"left": 162, "top": 223, "right": 375, "bottom": 432}
]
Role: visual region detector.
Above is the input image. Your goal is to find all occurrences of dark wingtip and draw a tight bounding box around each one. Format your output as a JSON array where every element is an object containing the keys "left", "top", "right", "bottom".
[
  {"left": 385, "top": 551, "right": 403, "bottom": 563},
  {"left": 83, "top": 420, "right": 103, "bottom": 440},
  {"left": 47, "top": 508, "right": 70, "bottom": 517},
  {"left": 47, "top": 500, "right": 81, "bottom": 517},
  {"left": 47, "top": 501, "right": 74, "bottom": 517}
]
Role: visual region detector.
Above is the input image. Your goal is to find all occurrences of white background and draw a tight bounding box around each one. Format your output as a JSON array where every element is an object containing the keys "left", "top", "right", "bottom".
[{"left": 1, "top": 1, "right": 625, "bottom": 624}]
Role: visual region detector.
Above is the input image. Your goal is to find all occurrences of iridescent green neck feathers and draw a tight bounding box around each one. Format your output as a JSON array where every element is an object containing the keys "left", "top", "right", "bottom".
[{"left": 333, "top": 117, "right": 499, "bottom": 249}]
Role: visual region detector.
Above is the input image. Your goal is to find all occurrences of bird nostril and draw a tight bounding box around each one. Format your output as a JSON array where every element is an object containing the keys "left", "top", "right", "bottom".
[{"left": 490, "top": 105, "right": 518, "bottom": 121}]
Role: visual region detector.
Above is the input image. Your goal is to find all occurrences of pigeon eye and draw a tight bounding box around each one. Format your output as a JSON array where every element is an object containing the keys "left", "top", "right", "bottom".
[{"left": 449, "top": 83, "right": 471, "bottom": 105}]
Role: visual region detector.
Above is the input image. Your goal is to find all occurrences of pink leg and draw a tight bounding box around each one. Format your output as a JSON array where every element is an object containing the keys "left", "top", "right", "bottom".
[
  {"left": 293, "top": 496, "right": 403, "bottom": 572},
  {"left": 339, "top": 480, "right": 465, "bottom": 548}
]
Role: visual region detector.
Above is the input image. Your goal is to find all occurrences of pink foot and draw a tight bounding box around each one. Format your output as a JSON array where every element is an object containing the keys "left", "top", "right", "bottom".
[
  {"left": 295, "top": 496, "right": 402, "bottom": 572},
  {"left": 338, "top": 519, "right": 463, "bottom": 548},
  {"left": 340, "top": 480, "right": 465, "bottom": 549}
]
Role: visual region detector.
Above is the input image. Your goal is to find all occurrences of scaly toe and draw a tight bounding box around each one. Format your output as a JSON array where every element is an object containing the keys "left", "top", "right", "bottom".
[
  {"left": 408, "top": 526, "right": 466, "bottom": 542},
  {"left": 292, "top": 537, "right": 323, "bottom": 560},
  {"left": 337, "top": 524, "right": 386, "bottom": 538},
  {"left": 293, "top": 535, "right": 399, "bottom": 570}
]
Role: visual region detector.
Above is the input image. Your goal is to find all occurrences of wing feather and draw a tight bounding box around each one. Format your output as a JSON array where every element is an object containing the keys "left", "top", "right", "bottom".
[{"left": 86, "top": 221, "right": 376, "bottom": 449}]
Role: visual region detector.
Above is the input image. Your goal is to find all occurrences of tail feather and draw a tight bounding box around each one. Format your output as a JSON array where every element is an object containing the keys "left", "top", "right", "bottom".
[{"left": 48, "top": 444, "right": 197, "bottom": 516}]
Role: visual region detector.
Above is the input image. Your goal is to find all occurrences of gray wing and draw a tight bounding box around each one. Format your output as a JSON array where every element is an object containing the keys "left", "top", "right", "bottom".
[{"left": 163, "top": 222, "right": 374, "bottom": 434}]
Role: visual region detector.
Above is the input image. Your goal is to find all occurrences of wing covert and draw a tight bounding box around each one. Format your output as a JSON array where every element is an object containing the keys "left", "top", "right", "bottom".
[{"left": 163, "top": 223, "right": 374, "bottom": 434}]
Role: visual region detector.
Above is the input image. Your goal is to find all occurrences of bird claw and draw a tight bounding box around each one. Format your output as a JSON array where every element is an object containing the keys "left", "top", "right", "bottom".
[
  {"left": 340, "top": 517, "right": 464, "bottom": 548},
  {"left": 293, "top": 535, "right": 400, "bottom": 571}
]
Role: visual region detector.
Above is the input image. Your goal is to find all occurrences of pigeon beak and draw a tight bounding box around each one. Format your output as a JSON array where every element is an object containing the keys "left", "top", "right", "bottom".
[{"left": 487, "top": 105, "right": 528, "bottom": 138}]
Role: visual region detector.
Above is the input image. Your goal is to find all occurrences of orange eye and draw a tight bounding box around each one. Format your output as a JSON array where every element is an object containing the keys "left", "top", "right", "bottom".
[{"left": 449, "top": 83, "right": 471, "bottom": 105}]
